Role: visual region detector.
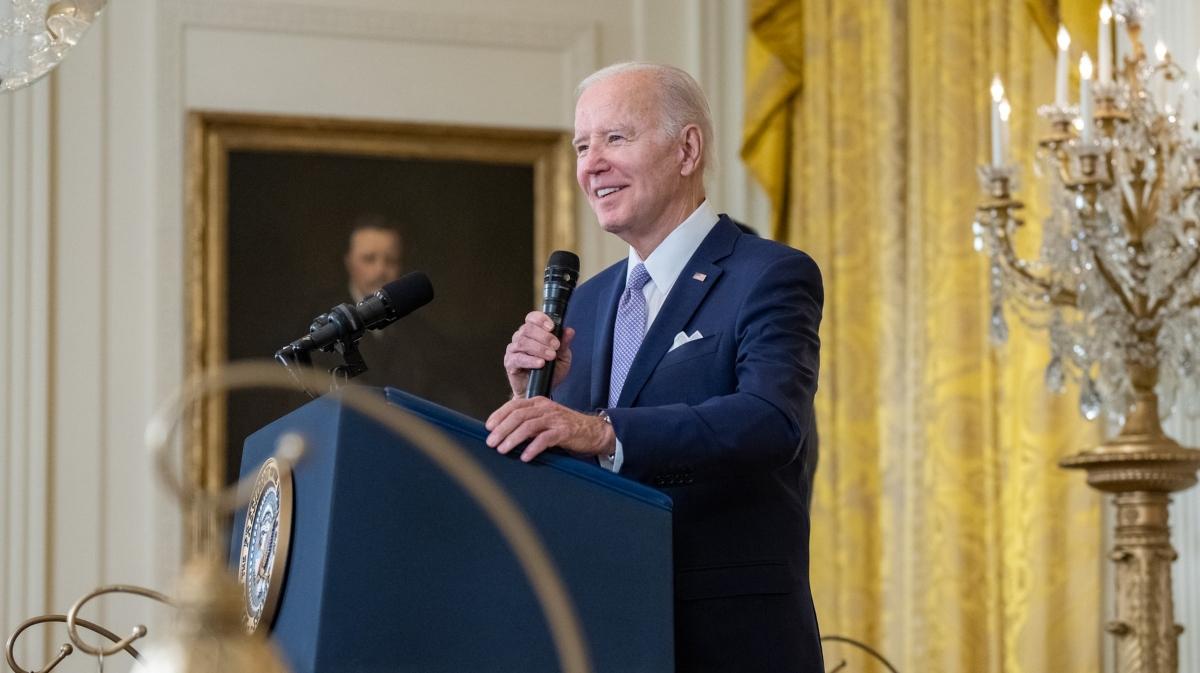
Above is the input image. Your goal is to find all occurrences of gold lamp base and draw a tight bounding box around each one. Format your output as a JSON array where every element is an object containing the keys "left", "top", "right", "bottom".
[
  {"left": 1061, "top": 434, "right": 1200, "bottom": 493},
  {"left": 1061, "top": 431, "right": 1200, "bottom": 673}
]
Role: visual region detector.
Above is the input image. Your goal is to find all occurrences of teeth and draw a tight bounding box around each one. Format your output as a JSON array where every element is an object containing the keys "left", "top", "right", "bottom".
[{"left": 597, "top": 187, "right": 620, "bottom": 197}]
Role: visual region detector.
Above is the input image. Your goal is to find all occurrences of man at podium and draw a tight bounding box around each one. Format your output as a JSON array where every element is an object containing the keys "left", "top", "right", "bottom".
[{"left": 486, "top": 63, "right": 824, "bottom": 673}]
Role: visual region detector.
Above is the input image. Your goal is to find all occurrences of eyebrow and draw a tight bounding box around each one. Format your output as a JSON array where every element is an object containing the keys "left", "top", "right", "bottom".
[{"left": 573, "top": 126, "right": 634, "bottom": 145}]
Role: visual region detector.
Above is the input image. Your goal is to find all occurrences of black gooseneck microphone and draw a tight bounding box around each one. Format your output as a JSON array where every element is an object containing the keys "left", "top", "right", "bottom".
[
  {"left": 275, "top": 271, "right": 434, "bottom": 362},
  {"left": 526, "top": 250, "right": 580, "bottom": 398}
]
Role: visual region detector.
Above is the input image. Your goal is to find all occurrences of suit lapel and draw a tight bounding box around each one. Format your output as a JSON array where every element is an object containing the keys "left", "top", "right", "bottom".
[
  {"left": 589, "top": 266, "right": 624, "bottom": 410},
  {"left": 615, "top": 218, "right": 740, "bottom": 408}
]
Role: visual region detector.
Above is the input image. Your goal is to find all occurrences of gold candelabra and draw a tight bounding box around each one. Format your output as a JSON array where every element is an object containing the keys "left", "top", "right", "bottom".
[{"left": 974, "top": 4, "right": 1200, "bottom": 672}]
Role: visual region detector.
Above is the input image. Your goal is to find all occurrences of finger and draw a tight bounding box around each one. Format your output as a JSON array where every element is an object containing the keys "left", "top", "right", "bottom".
[
  {"left": 505, "top": 355, "right": 547, "bottom": 373},
  {"left": 492, "top": 398, "right": 557, "bottom": 453},
  {"left": 521, "top": 431, "right": 559, "bottom": 462},
  {"left": 497, "top": 415, "right": 546, "bottom": 455},
  {"left": 487, "top": 401, "right": 539, "bottom": 449},
  {"left": 525, "top": 310, "right": 556, "bottom": 332},
  {"left": 504, "top": 345, "right": 548, "bottom": 373},
  {"left": 514, "top": 324, "right": 560, "bottom": 352},
  {"left": 484, "top": 401, "right": 512, "bottom": 434},
  {"left": 484, "top": 397, "right": 528, "bottom": 434},
  {"left": 513, "top": 333, "right": 558, "bottom": 361}
]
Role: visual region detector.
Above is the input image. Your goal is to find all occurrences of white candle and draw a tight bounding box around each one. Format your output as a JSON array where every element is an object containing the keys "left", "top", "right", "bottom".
[
  {"left": 1056, "top": 26, "right": 1071, "bottom": 108},
  {"left": 991, "top": 76, "right": 1005, "bottom": 166},
  {"left": 1099, "top": 3, "right": 1113, "bottom": 83},
  {"left": 1080, "top": 53, "right": 1094, "bottom": 143},
  {"left": 999, "top": 98, "right": 1012, "bottom": 164}
]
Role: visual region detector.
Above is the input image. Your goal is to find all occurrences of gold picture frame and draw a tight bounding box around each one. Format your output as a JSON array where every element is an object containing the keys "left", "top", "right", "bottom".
[{"left": 186, "top": 111, "right": 576, "bottom": 493}]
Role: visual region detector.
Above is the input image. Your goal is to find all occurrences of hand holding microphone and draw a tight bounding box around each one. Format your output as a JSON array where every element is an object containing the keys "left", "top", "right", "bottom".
[
  {"left": 490, "top": 249, "right": 615, "bottom": 463},
  {"left": 504, "top": 251, "right": 579, "bottom": 398}
]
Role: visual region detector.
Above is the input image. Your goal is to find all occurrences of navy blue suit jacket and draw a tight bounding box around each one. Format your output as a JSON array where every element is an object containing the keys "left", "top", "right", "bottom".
[{"left": 552, "top": 216, "right": 824, "bottom": 672}]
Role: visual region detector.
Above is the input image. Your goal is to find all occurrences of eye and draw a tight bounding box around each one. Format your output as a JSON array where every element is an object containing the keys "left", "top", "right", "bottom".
[
  {"left": 607, "top": 133, "right": 625, "bottom": 143},
  {"left": 575, "top": 143, "right": 589, "bottom": 156}
]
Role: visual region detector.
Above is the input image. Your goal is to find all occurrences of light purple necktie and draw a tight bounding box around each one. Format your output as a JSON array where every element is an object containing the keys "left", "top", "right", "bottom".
[{"left": 609, "top": 263, "right": 652, "bottom": 408}]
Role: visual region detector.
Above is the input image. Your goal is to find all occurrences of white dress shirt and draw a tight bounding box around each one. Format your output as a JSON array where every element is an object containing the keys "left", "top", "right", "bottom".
[{"left": 601, "top": 200, "right": 720, "bottom": 472}]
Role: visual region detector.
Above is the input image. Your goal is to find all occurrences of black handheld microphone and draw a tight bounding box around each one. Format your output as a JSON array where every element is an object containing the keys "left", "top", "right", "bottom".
[
  {"left": 275, "top": 271, "right": 434, "bottom": 360},
  {"left": 526, "top": 250, "right": 580, "bottom": 398}
]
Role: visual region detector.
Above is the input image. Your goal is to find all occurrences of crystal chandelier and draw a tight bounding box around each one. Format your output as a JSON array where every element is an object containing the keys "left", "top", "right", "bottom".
[
  {"left": 0, "top": 0, "right": 105, "bottom": 92},
  {"left": 973, "top": 3, "right": 1200, "bottom": 672},
  {"left": 974, "top": 2, "right": 1200, "bottom": 428}
]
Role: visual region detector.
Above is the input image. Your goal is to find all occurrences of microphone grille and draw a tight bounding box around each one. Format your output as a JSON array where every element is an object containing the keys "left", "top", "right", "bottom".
[
  {"left": 547, "top": 250, "right": 580, "bottom": 272},
  {"left": 379, "top": 271, "right": 434, "bottom": 317}
]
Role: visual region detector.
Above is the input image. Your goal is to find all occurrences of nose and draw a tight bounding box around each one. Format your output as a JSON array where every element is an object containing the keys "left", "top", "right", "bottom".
[{"left": 579, "top": 145, "right": 609, "bottom": 177}]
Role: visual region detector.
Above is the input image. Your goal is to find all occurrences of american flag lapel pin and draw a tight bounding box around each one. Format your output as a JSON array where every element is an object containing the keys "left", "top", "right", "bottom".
[{"left": 692, "top": 272, "right": 707, "bottom": 282}]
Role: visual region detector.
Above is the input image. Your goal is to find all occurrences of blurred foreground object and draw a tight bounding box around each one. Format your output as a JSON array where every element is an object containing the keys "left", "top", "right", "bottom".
[{"left": 0, "top": 0, "right": 105, "bottom": 92}]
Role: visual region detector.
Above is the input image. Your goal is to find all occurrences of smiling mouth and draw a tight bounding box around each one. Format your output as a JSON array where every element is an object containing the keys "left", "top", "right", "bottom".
[{"left": 595, "top": 186, "right": 624, "bottom": 198}]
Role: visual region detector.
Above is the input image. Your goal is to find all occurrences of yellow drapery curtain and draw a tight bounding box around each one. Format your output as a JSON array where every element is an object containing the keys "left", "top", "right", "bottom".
[{"left": 743, "top": 1, "right": 1105, "bottom": 671}]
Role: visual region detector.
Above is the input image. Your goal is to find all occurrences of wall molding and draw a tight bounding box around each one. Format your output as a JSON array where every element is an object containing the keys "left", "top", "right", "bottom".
[
  {"left": 0, "top": 82, "right": 52, "bottom": 667},
  {"left": 1152, "top": 4, "right": 1200, "bottom": 673},
  {"left": 1166, "top": 412, "right": 1200, "bottom": 673},
  {"left": 178, "top": 1, "right": 597, "bottom": 53}
]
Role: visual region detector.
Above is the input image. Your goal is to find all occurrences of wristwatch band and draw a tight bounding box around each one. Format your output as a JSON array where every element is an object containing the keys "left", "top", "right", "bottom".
[{"left": 596, "top": 409, "right": 615, "bottom": 461}]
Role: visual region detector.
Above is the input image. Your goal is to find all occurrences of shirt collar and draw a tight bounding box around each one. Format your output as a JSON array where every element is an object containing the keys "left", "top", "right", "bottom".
[{"left": 626, "top": 200, "right": 720, "bottom": 295}]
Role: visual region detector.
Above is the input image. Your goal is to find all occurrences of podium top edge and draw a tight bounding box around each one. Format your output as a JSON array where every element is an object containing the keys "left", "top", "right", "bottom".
[{"left": 379, "top": 387, "right": 674, "bottom": 512}]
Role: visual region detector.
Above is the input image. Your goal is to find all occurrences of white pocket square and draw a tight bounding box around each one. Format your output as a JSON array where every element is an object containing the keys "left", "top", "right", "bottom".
[{"left": 669, "top": 330, "right": 704, "bottom": 352}]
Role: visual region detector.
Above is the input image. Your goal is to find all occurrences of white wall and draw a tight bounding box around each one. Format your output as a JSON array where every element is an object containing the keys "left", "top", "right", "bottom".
[
  {"left": 0, "top": 0, "right": 765, "bottom": 667},
  {"left": 1147, "top": 1, "right": 1200, "bottom": 669},
  {"left": 1, "top": 75, "right": 51, "bottom": 671}
]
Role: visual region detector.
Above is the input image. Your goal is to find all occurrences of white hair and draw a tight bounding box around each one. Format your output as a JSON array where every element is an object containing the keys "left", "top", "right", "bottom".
[{"left": 576, "top": 62, "right": 716, "bottom": 176}]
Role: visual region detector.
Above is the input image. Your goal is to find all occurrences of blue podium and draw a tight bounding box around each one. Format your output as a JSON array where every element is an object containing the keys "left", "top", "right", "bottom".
[{"left": 233, "top": 387, "right": 675, "bottom": 673}]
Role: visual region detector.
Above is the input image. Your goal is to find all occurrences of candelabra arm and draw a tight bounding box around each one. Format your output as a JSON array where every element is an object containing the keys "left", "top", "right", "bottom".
[
  {"left": 1137, "top": 145, "right": 1173, "bottom": 240},
  {"left": 1147, "top": 248, "right": 1200, "bottom": 318},
  {"left": 6, "top": 614, "right": 144, "bottom": 673},
  {"left": 1121, "top": 191, "right": 1143, "bottom": 244},
  {"left": 1055, "top": 151, "right": 1078, "bottom": 188},
  {"left": 994, "top": 218, "right": 1079, "bottom": 306},
  {"left": 64, "top": 585, "right": 172, "bottom": 658},
  {"left": 1088, "top": 247, "right": 1140, "bottom": 316},
  {"left": 819, "top": 636, "right": 900, "bottom": 673}
]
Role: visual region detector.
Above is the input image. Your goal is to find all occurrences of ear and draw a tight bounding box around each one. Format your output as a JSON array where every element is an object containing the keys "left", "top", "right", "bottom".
[{"left": 677, "top": 124, "right": 703, "bottom": 177}]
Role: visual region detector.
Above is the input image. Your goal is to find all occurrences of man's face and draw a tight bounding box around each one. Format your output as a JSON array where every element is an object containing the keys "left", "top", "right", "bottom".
[
  {"left": 573, "top": 72, "right": 690, "bottom": 242},
  {"left": 345, "top": 228, "right": 401, "bottom": 298}
]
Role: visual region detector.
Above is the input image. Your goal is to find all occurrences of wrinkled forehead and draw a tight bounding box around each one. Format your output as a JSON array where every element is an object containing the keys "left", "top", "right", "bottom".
[{"left": 574, "top": 73, "right": 665, "bottom": 136}]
